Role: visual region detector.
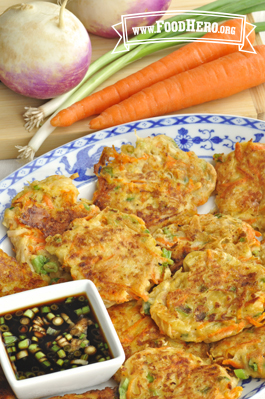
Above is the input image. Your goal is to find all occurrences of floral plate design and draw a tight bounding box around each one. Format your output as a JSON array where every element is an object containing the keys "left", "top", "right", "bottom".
[{"left": 1, "top": 113, "right": 265, "bottom": 399}]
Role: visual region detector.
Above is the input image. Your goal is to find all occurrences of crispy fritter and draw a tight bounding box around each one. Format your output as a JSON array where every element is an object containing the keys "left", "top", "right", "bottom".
[
  {"left": 93, "top": 135, "right": 216, "bottom": 231},
  {"left": 48, "top": 387, "right": 118, "bottom": 399},
  {"left": 108, "top": 300, "right": 210, "bottom": 382},
  {"left": 3, "top": 174, "right": 98, "bottom": 284},
  {"left": 119, "top": 347, "right": 242, "bottom": 399},
  {"left": 153, "top": 213, "right": 262, "bottom": 273},
  {"left": 148, "top": 249, "right": 265, "bottom": 343},
  {"left": 46, "top": 208, "right": 171, "bottom": 307},
  {"left": 214, "top": 140, "right": 265, "bottom": 232},
  {"left": 0, "top": 248, "right": 47, "bottom": 297},
  {"left": 0, "top": 366, "right": 16, "bottom": 399},
  {"left": 210, "top": 324, "right": 265, "bottom": 379}
]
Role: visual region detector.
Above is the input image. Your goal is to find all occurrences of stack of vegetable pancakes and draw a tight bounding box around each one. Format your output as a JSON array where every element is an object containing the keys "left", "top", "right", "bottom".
[{"left": 3, "top": 135, "right": 265, "bottom": 399}]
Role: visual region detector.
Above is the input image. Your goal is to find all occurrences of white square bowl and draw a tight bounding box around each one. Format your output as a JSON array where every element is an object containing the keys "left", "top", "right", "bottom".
[{"left": 0, "top": 280, "right": 125, "bottom": 399}]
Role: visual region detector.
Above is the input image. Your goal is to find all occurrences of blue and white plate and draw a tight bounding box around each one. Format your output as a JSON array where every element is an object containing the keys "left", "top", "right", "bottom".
[{"left": 1, "top": 113, "right": 265, "bottom": 399}]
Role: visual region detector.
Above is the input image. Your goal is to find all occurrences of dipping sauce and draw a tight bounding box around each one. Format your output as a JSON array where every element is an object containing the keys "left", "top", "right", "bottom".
[{"left": 0, "top": 294, "right": 112, "bottom": 380}]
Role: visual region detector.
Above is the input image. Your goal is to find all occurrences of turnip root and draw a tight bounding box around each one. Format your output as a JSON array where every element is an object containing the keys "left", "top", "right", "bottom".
[{"left": 0, "top": 1, "right": 91, "bottom": 99}]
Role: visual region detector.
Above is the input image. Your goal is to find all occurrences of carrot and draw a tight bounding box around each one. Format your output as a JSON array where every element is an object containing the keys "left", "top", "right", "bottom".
[
  {"left": 51, "top": 19, "right": 255, "bottom": 127},
  {"left": 222, "top": 359, "right": 242, "bottom": 369},
  {"left": 43, "top": 194, "right": 54, "bottom": 209},
  {"left": 89, "top": 45, "right": 265, "bottom": 130}
]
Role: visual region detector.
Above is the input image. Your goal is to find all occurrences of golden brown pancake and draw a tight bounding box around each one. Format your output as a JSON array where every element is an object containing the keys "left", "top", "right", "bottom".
[
  {"left": 119, "top": 347, "right": 242, "bottom": 399},
  {"left": 153, "top": 213, "right": 262, "bottom": 273},
  {"left": 46, "top": 208, "right": 171, "bottom": 307},
  {"left": 148, "top": 249, "right": 265, "bottom": 343},
  {"left": 214, "top": 140, "right": 265, "bottom": 232},
  {"left": 48, "top": 387, "right": 118, "bottom": 399},
  {"left": 210, "top": 324, "right": 265, "bottom": 379},
  {"left": 0, "top": 248, "right": 47, "bottom": 297},
  {"left": 93, "top": 135, "right": 216, "bottom": 232},
  {"left": 3, "top": 174, "right": 98, "bottom": 284}
]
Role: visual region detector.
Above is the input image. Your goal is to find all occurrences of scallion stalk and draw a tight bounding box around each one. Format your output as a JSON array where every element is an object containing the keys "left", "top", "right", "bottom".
[{"left": 17, "top": 0, "right": 265, "bottom": 162}]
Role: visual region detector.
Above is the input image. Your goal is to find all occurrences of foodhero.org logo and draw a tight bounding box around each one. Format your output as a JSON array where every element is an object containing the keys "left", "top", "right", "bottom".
[
  {"left": 132, "top": 19, "right": 237, "bottom": 36},
  {"left": 112, "top": 10, "right": 255, "bottom": 54}
]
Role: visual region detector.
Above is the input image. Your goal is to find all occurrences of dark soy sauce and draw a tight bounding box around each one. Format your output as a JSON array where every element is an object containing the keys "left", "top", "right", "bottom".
[{"left": 0, "top": 293, "right": 112, "bottom": 380}]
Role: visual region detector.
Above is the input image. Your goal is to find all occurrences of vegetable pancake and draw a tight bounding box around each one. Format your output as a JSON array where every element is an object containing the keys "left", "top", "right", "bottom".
[
  {"left": 108, "top": 299, "right": 210, "bottom": 382},
  {"left": 210, "top": 324, "right": 265, "bottom": 379},
  {"left": 3, "top": 174, "right": 98, "bottom": 284},
  {"left": 0, "top": 366, "right": 16, "bottom": 399},
  {"left": 214, "top": 140, "right": 265, "bottom": 232},
  {"left": 48, "top": 387, "right": 119, "bottom": 399},
  {"left": 0, "top": 248, "right": 47, "bottom": 297},
  {"left": 93, "top": 135, "right": 216, "bottom": 231},
  {"left": 148, "top": 249, "right": 265, "bottom": 343},
  {"left": 119, "top": 347, "right": 242, "bottom": 399},
  {"left": 46, "top": 208, "right": 171, "bottom": 307},
  {"left": 153, "top": 213, "right": 262, "bottom": 273}
]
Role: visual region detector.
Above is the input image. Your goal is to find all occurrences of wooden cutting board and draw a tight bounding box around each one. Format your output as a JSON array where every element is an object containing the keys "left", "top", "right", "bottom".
[{"left": 0, "top": 0, "right": 264, "bottom": 160}]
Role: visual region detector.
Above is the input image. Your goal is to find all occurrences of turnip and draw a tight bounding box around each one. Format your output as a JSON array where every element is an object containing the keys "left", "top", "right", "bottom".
[
  {"left": 67, "top": 0, "right": 172, "bottom": 38},
  {"left": 0, "top": 1, "right": 91, "bottom": 99}
]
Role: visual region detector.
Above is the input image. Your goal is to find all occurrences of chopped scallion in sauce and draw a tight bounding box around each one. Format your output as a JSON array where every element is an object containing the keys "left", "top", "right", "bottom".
[{"left": 0, "top": 294, "right": 112, "bottom": 380}]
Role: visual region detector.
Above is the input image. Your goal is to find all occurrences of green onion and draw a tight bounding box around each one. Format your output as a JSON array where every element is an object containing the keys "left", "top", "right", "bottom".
[
  {"left": 17, "top": 350, "right": 28, "bottom": 360},
  {"left": 0, "top": 325, "right": 9, "bottom": 332},
  {"left": 56, "top": 359, "right": 64, "bottom": 367},
  {"left": 249, "top": 360, "right": 258, "bottom": 372},
  {"left": 46, "top": 312, "right": 56, "bottom": 321},
  {"left": 65, "top": 297, "right": 74, "bottom": 304},
  {"left": 234, "top": 369, "right": 249, "bottom": 379},
  {"left": 215, "top": 213, "right": 222, "bottom": 218},
  {"left": 0, "top": 317, "right": 5, "bottom": 325},
  {"left": 83, "top": 203, "right": 90, "bottom": 211},
  {"left": 4, "top": 336, "right": 18, "bottom": 346},
  {"left": 18, "top": 339, "right": 30, "bottom": 350},
  {"left": 147, "top": 372, "right": 154, "bottom": 383},
  {"left": 143, "top": 301, "right": 151, "bottom": 315},
  {"left": 35, "top": 351, "right": 46, "bottom": 360},
  {"left": 31, "top": 255, "right": 49, "bottom": 274},
  {"left": 3, "top": 332, "right": 12, "bottom": 337},
  {"left": 19, "top": 0, "right": 265, "bottom": 162},
  {"left": 82, "top": 306, "right": 90, "bottom": 314},
  {"left": 102, "top": 166, "right": 114, "bottom": 177},
  {"left": 176, "top": 308, "right": 189, "bottom": 317},
  {"left": 41, "top": 306, "right": 50, "bottom": 313},
  {"left": 29, "top": 344, "right": 40, "bottom": 353},
  {"left": 239, "top": 237, "right": 246, "bottom": 242},
  {"left": 47, "top": 326, "right": 60, "bottom": 336},
  {"left": 33, "top": 185, "right": 41, "bottom": 190},
  {"left": 51, "top": 345, "right": 60, "bottom": 352},
  {"left": 200, "top": 387, "right": 211, "bottom": 394},
  {"left": 4, "top": 314, "right": 12, "bottom": 320},
  {"left": 42, "top": 360, "right": 51, "bottom": 368},
  {"left": 43, "top": 262, "right": 58, "bottom": 273},
  {"left": 74, "top": 308, "right": 83, "bottom": 316},
  {"left": 57, "top": 349, "right": 66, "bottom": 358},
  {"left": 162, "top": 248, "right": 172, "bottom": 259}
]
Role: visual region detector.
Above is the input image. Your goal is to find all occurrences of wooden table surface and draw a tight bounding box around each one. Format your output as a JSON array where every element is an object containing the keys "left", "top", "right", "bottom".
[{"left": 0, "top": 0, "right": 265, "bottom": 159}]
